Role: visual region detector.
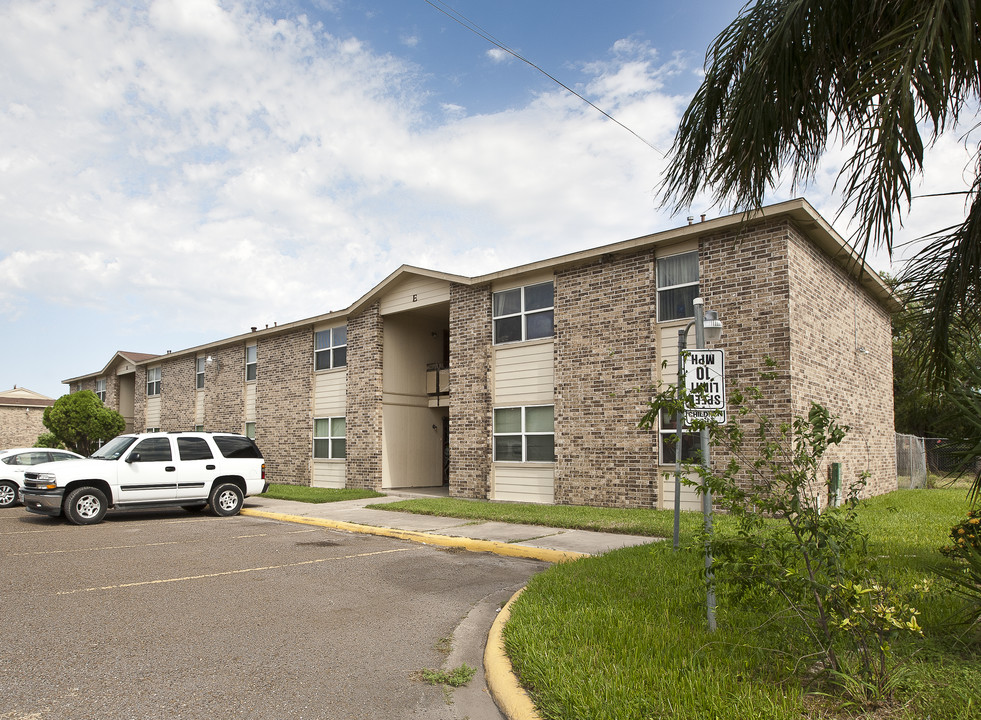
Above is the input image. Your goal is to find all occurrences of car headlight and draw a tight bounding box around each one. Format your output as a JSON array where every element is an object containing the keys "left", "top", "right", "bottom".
[{"left": 36, "top": 472, "right": 58, "bottom": 489}]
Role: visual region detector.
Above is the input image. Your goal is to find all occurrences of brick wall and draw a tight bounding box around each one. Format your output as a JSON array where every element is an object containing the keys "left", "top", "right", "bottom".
[
  {"left": 204, "top": 346, "right": 245, "bottom": 432},
  {"left": 0, "top": 406, "right": 49, "bottom": 447},
  {"left": 256, "top": 329, "right": 313, "bottom": 486},
  {"left": 448, "top": 283, "right": 493, "bottom": 499},
  {"left": 160, "top": 355, "right": 196, "bottom": 431},
  {"left": 134, "top": 366, "right": 147, "bottom": 431},
  {"left": 785, "top": 224, "right": 897, "bottom": 498},
  {"left": 345, "top": 304, "right": 384, "bottom": 490},
  {"left": 553, "top": 253, "right": 659, "bottom": 508}
]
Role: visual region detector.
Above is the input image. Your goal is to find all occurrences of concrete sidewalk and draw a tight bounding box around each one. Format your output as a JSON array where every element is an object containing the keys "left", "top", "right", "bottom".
[{"left": 240, "top": 493, "right": 657, "bottom": 563}]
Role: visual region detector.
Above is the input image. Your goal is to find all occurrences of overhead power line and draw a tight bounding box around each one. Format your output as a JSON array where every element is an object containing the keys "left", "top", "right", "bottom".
[{"left": 424, "top": 0, "right": 664, "bottom": 155}]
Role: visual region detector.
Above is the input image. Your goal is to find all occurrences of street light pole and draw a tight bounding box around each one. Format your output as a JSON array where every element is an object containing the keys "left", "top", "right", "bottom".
[{"left": 692, "top": 297, "right": 718, "bottom": 633}]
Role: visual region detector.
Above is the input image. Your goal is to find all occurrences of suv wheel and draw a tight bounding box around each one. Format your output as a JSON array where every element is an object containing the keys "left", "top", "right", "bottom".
[
  {"left": 0, "top": 480, "right": 18, "bottom": 508},
  {"left": 209, "top": 482, "right": 244, "bottom": 517},
  {"left": 64, "top": 486, "right": 108, "bottom": 525}
]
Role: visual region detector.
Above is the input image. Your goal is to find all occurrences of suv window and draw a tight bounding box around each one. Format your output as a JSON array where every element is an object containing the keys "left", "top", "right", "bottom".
[
  {"left": 178, "top": 437, "right": 214, "bottom": 461},
  {"left": 49, "top": 452, "right": 77, "bottom": 462},
  {"left": 213, "top": 436, "right": 263, "bottom": 459},
  {"left": 131, "top": 437, "right": 172, "bottom": 462}
]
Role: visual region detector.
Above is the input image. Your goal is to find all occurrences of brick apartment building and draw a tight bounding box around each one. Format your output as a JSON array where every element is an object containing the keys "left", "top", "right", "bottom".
[
  {"left": 64, "top": 199, "right": 899, "bottom": 510},
  {"left": 0, "top": 387, "right": 56, "bottom": 449}
]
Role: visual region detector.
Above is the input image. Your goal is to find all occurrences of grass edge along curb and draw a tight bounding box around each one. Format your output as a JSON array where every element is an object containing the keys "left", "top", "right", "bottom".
[{"left": 485, "top": 588, "right": 543, "bottom": 720}]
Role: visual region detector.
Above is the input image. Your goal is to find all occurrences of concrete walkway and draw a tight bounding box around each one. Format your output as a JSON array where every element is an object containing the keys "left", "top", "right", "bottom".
[{"left": 241, "top": 492, "right": 656, "bottom": 563}]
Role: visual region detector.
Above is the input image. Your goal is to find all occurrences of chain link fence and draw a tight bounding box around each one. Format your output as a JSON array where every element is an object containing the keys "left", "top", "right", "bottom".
[
  {"left": 896, "top": 433, "right": 981, "bottom": 489},
  {"left": 896, "top": 433, "right": 927, "bottom": 489}
]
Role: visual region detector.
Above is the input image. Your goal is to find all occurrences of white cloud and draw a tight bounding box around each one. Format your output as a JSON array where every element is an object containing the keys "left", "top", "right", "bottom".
[{"left": 486, "top": 47, "right": 512, "bottom": 64}]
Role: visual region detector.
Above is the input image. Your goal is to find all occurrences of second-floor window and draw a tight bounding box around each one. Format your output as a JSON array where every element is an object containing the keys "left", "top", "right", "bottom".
[
  {"left": 493, "top": 281, "right": 554, "bottom": 344},
  {"left": 196, "top": 357, "right": 205, "bottom": 389},
  {"left": 146, "top": 367, "right": 161, "bottom": 397},
  {"left": 314, "top": 326, "right": 347, "bottom": 370},
  {"left": 245, "top": 345, "right": 257, "bottom": 381},
  {"left": 95, "top": 378, "right": 106, "bottom": 402},
  {"left": 656, "top": 251, "right": 699, "bottom": 322}
]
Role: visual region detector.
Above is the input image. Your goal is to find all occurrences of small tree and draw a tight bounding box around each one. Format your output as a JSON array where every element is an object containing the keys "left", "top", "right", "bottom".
[
  {"left": 644, "top": 367, "right": 924, "bottom": 705},
  {"left": 33, "top": 432, "right": 66, "bottom": 450},
  {"left": 42, "top": 391, "right": 125, "bottom": 456}
]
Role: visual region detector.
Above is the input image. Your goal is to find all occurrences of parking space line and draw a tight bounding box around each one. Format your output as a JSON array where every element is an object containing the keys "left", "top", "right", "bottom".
[
  {"left": 11, "top": 541, "right": 182, "bottom": 557},
  {"left": 55, "top": 547, "right": 415, "bottom": 595}
]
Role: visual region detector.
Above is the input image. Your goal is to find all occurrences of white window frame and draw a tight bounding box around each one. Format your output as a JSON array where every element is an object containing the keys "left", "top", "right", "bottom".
[
  {"left": 314, "top": 326, "right": 347, "bottom": 371},
  {"left": 313, "top": 417, "right": 346, "bottom": 459},
  {"left": 245, "top": 345, "right": 257, "bottom": 382},
  {"left": 95, "top": 378, "right": 106, "bottom": 403},
  {"left": 492, "top": 281, "right": 554, "bottom": 345},
  {"left": 196, "top": 357, "right": 205, "bottom": 390},
  {"left": 656, "top": 251, "right": 700, "bottom": 322},
  {"left": 146, "top": 367, "right": 161, "bottom": 397},
  {"left": 493, "top": 405, "right": 555, "bottom": 463},
  {"left": 657, "top": 409, "right": 701, "bottom": 465}
]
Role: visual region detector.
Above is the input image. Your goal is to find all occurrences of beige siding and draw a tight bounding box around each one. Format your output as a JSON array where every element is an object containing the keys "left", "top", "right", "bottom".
[
  {"left": 379, "top": 276, "right": 450, "bottom": 315},
  {"left": 245, "top": 382, "right": 256, "bottom": 423},
  {"left": 195, "top": 390, "right": 204, "bottom": 426},
  {"left": 659, "top": 471, "right": 703, "bottom": 512},
  {"left": 492, "top": 464, "right": 555, "bottom": 504},
  {"left": 145, "top": 396, "right": 161, "bottom": 429},
  {"left": 493, "top": 340, "right": 554, "bottom": 405},
  {"left": 313, "top": 460, "right": 346, "bottom": 488},
  {"left": 314, "top": 370, "right": 346, "bottom": 416}
]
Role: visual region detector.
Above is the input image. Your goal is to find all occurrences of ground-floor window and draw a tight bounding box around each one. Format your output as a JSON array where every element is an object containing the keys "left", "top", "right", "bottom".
[
  {"left": 658, "top": 409, "right": 701, "bottom": 464},
  {"left": 493, "top": 405, "right": 555, "bottom": 462},
  {"left": 314, "top": 417, "right": 346, "bottom": 459},
  {"left": 245, "top": 422, "right": 256, "bottom": 440}
]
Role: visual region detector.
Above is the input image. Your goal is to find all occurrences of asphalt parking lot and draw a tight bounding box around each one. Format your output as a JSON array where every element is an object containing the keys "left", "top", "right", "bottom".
[{"left": 0, "top": 505, "right": 546, "bottom": 720}]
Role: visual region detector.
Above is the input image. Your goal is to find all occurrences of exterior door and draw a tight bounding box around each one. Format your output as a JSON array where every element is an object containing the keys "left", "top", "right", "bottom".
[{"left": 116, "top": 436, "right": 178, "bottom": 503}]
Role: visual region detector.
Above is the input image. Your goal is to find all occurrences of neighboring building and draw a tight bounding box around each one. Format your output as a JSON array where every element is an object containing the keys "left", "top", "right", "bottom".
[
  {"left": 64, "top": 199, "right": 899, "bottom": 509},
  {"left": 0, "top": 387, "right": 56, "bottom": 449}
]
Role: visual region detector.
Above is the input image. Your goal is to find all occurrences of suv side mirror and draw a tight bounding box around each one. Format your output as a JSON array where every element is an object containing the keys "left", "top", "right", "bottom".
[{"left": 126, "top": 453, "right": 141, "bottom": 464}]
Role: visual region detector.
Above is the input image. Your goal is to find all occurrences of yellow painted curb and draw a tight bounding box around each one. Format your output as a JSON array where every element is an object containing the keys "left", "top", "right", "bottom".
[
  {"left": 485, "top": 588, "right": 542, "bottom": 720},
  {"left": 240, "top": 508, "right": 587, "bottom": 564}
]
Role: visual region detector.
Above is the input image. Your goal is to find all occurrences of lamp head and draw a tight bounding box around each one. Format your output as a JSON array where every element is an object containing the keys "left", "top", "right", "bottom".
[{"left": 703, "top": 309, "right": 723, "bottom": 344}]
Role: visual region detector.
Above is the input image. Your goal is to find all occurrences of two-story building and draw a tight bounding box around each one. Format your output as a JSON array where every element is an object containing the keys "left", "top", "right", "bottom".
[{"left": 65, "top": 199, "right": 899, "bottom": 509}]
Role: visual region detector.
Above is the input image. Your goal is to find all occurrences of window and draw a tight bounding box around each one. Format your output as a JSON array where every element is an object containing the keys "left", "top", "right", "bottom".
[
  {"left": 194, "top": 425, "right": 205, "bottom": 432},
  {"left": 658, "top": 409, "right": 701, "bottom": 465},
  {"left": 245, "top": 345, "right": 257, "bottom": 381},
  {"left": 493, "top": 281, "right": 554, "bottom": 344},
  {"left": 146, "top": 367, "right": 161, "bottom": 397},
  {"left": 196, "top": 357, "right": 205, "bottom": 390},
  {"left": 493, "top": 405, "right": 555, "bottom": 462},
  {"left": 314, "top": 326, "right": 347, "bottom": 370},
  {"left": 314, "top": 417, "right": 346, "bottom": 459},
  {"left": 130, "top": 437, "right": 172, "bottom": 462},
  {"left": 656, "top": 251, "right": 699, "bottom": 322},
  {"left": 245, "top": 422, "right": 256, "bottom": 440},
  {"left": 145, "top": 427, "right": 160, "bottom": 433},
  {"left": 213, "top": 435, "right": 263, "bottom": 459},
  {"left": 178, "top": 437, "right": 213, "bottom": 461},
  {"left": 95, "top": 378, "right": 106, "bottom": 402}
]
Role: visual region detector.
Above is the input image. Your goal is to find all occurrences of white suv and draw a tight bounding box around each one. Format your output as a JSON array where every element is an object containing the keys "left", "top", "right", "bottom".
[{"left": 21, "top": 432, "right": 267, "bottom": 525}]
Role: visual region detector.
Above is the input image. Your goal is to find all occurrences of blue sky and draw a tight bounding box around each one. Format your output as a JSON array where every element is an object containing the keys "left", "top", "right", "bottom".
[{"left": 0, "top": 0, "right": 975, "bottom": 400}]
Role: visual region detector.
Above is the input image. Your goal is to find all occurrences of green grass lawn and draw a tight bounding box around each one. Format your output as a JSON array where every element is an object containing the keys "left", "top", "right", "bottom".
[
  {"left": 502, "top": 488, "right": 980, "bottom": 720},
  {"left": 369, "top": 497, "right": 706, "bottom": 537},
  {"left": 259, "top": 483, "right": 385, "bottom": 503}
]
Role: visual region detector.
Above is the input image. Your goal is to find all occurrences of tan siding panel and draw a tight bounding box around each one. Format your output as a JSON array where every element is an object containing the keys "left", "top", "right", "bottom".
[
  {"left": 195, "top": 391, "right": 205, "bottom": 426},
  {"left": 492, "top": 464, "right": 554, "bottom": 504},
  {"left": 379, "top": 276, "right": 450, "bottom": 315},
  {"left": 313, "top": 461, "right": 346, "bottom": 489},
  {"left": 493, "top": 341, "right": 554, "bottom": 405},
  {"left": 245, "top": 383, "right": 257, "bottom": 422},
  {"left": 314, "top": 370, "right": 347, "bottom": 417},
  {"left": 145, "top": 396, "right": 161, "bottom": 429}
]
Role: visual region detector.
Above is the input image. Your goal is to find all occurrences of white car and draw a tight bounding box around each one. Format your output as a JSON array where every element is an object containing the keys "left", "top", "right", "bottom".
[{"left": 0, "top": 448, "right": 83, "bottom": 508}]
